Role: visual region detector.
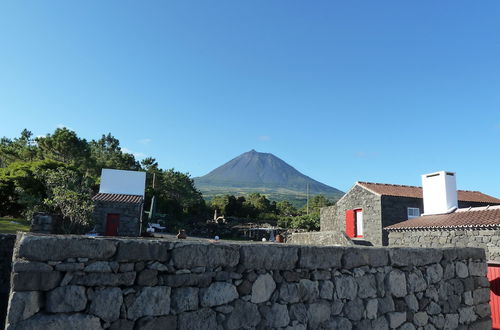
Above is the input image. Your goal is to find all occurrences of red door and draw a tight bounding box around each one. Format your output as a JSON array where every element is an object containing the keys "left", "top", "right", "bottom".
[
  {"left": 488, "top": 264, "right": 500, "bottom": 329},
  {"left": 345, "top": 210, "right": 355, "bottom": 238},
  {"left": 105, "top": 214, "right": 120, "bottom": 236}
]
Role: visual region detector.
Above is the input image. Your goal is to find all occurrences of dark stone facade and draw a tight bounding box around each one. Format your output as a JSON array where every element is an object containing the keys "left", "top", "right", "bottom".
[
  {"left": 93, "top": 200, "right": 143, "bottom": 237},
  {"left": 320, "top": 184, "right": 497, "bottom": 247},
  {"left": 388, "top": 228, "right": 500, "bottom": 262},
  {"left": 320, "top": 185, "right": 383, "bottom": 246},
  {"left": 0, "top": 234, "right": 16, "bottom": 328}
]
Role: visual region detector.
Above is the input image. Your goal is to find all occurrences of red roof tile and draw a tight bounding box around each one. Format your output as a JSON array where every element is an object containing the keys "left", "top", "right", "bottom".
[
  {"left": 93, "top": 193, "right": 143, "bottom": 204},
  {"left": 357, "top": 182, "right": 500, "bottom": 204},
  {"left": 385, "top": 206, "right": 500, "bottom": 230}
]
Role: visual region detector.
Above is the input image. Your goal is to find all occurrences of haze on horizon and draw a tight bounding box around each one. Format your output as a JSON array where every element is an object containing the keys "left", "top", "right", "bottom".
[{"left": 0, "top": 1, "right": 499, "bottom": 197}]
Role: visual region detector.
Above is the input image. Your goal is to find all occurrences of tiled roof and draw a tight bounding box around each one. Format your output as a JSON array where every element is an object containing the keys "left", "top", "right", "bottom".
[
  {"left": 357, "top": 182, "right": 500, "bottom": 204},
  {"left": 93, "top": 193, "right": 143, "bottom": 204},
  {"left": 385, "top": 205, "right": 500, "bottom": 230}
]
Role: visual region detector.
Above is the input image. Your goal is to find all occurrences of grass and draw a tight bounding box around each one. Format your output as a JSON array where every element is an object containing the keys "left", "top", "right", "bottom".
[{"left": 0, "top": 217, "right": 30, "bottom": 234}]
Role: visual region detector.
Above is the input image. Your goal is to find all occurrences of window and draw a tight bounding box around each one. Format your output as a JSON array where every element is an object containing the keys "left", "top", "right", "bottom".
[
  {"left": 407, "top": 207, "right": 420, "bottom": 219},
  {"left": 345, "top": 209, "right": 363, "bottom": 238}
]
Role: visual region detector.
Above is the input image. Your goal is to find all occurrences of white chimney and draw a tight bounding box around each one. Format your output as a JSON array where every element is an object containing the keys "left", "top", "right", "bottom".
[{"left": 421, "top": 171, "right": 458, "bottom": 215}]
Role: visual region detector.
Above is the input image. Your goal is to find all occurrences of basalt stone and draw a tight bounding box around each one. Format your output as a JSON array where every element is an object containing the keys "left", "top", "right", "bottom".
[
  {"left": 335, "top": 275, "right": 357, "bottom": 300},
  {"left": 389, "top": 248, "right": 442, "bottom": 267},
  {"left": 327, "top": 317, "right": 352, "bottom": 330},
  {"left": 474, "top": 303, "right": 491, "bottom": 318},
  {"left": 299, "top": 246, "right": 342, "bottom": 269},
  {"left": 171, "top": 287, "right": 199, "bottom": 313},
  {"left": 71, "top": 272, "right": 136, "bottom": 286},
  {"left": 12, "top": 271, "right": 62, "bottom": 291},
  {"left": 442, "top": 248, "right": 485, "bottom": 261},
  {"left": 160, "top": 273, "right": 214, "bottom": 288},
  {"left": 226, "top": 300, "right": 261, "bottom": 330},
  {"left": 280, "top": 282, "right": 300, "bottom": 303},
  {"left": 472, "top": 288, "right": 490, "bottom": 305},
  {"left": 319, "top": 280, "right": 334, "bottom": 300},
  {"left": 372, "top": 316, "right": 389, "bottom": 330},
  {"left": 408, "top": 270, "right": 427, "bottom": 293},
  {"left": 357, "top": 274, "right": 377, "bottom": 298},
  {"left": 283, "top": 271, "right": 302, "bottom": 282},
  {"left": 468, "top": 262, "right": 487, "bottom": 277},
  {"left": 342, "top": 247, "right": 388, "bottom": 269},
  {"left": 455, "top": 262, "right": 469, "bottom": 278},
  {"left": 17, "top": 234, "right": 116, "bottom": 261},
  {"left": 119, "top": 263, "right": 135, "bottom": 273},
  {"left": 46, "top": 285, "right": 87, "bottom": 313},
  {"left": 458, "top": 306, "right": 477, "bottom": 324},
  {"left": 311, "top": 270, "right": 331, "bottom": 281},
  {"left": 84, "top": 261, "right": 112, "bottom": 273},
  {"left": 115, "top": 240, "right": 169, "bottom": 262},
  {"left": 251, "top": 273, "right": 276, "bottom": 303},
  {"left": 135, "top": 316, "right": 177, "bottom": 330},
  {"left": 6, "top": 291, "right": 42, "bottom": 324},
  {"left": 343, "top": 298, "right": 364, "bottom": 321},
  {"left": 386, "top": 270, "right": 407, "bottom": 298},
  {"left": 127, "top": 286, "right": 171, "bottom": 320},
  {"left": 366, "top": 298, "right": 378, "bottom": 319},
  {"left": 426, "top": 264, "right": 443, "bottom": 284},
  {"left": 137, "top": 269, "right": 158, "bottom": 286},
  {"left": 405, "top": 294, "right": 419, "bottom": 312},
  {"left": 298, "top": 279, "right": 319, "bottom": 303},
  {"left": 109, "top": 319, "right": 134, "bottom": 330},
  {"left": 237, "top": 280, "right": 252, "bottom": 296},
  {"left": 89, "top": 287, "right": 123, "bottom": 322},
  {"left": 8, "top": 313, "right": 103, "bottom": 330},
  {"left": 12, "top": 261, "right": 53, "bottom": 272},
  {"left": 261, "top": 303, "right": 290, "bottom": 328},
  {"left": 55, "top": 263, "right": 85, "bottom": 272},
  {"left": 289, "top": 303, "right": 308, "bottom": 323},
  {"left": 378, "top": 295, "right": 395, "bottom": 314},
  {"left": 414, "top": 312, "right": 429, "bottom": 326},
  {"left": 387, "top": 312, "right": 406, "bottom": 328},
  {"left": 240, "top": 245, "right": 298, "bottom": 270},
  {"left": 200, "top": 282, "right": 238, "bottom": 307},
  {"left": 444, "top": 314, "right": 459, "bottom": 329},
  {"left": 399, "top": 323, "right": 416, "bottom": 330},
  {"left": 172, "top": 243, "right": 239, "bottom": 268},
  {"left": 177, "top": 308, "right": 217, "bottom": 330}
]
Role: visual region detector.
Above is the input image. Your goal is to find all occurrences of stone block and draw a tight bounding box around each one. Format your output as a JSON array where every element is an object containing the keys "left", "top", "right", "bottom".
[
  {"left": 84, "top": 261, "right": 112, "bottom": 273},
  {"left": 357, "top": 274, "right": 377, "bottom": 298},
  {"left": 17, "top": 234, "right": 116, "bottom": 261},
  {"left": 54, "top": 263, "right": 85, "bottom": 272},
  {"left": 177, "top": 308, "right": 217, "bottom": 330},
  {"left": 261, "top": 303, "right": 290, "bottom": 328},
  {"left": 89, "top": 287, "right": 123, "bottom": 322},
  {"left": 172, "top": 243, "right": 239, "bottom": 268},
  {"left": 389, "top": 248, "right": 442, "bottom": 266},
  {"left": 135, "top": 316, "right": 177, "bottom": 330},
  {"left": 70, "top": 272, "right": 136, "bottom": 286},
  {"left": 251, "top": 273, "right": 276, "bottom": 303},
  {"left": 226, "top": 300, "right": 261, "bottom": 330},
  {"left": 199, "top": 282, "right": 238, "bottom": 307},
  {"left": 387, "top": 312, "right": 406, "bottom": 328},
  {"left": 171, "top": 287, "right": 199, "bottom": 313},
  {"left": 468, "top": 262, "right": 487, "bottom": 277},
  {"left": 160, "top": 272, "right": 214, "bottom": 288},
  {"left": 342, "top": 247, "right": 388, "bottom": 269},
  {"left": 115, "top": 240, "right": 169, "bottom": 262},
  {"left": 240, "top": 245, "right": 298, "bottom": 270},
  {"left": 127, "top": 286, "right": 171, "bottom": 320},
  {"left": 299, "top": 246, "right": 343, "bottom": 269},
  {"left": 6, "top": 291, "right": 42, "bottom": 324},
  {"left": 335, "top": 275, "right": 357, "bottom": 300},
  {"left": 12, "top": 261, "right": 53, "bottom": 273},
  {"left": 137, "top": 269, "right": 158, "bottom": 286},
  {"left": 46, "top": 285, "right": 87, "bottom": 313},
  {"left": 12, "top": 271, "right": 62, "bottom": 291},
  {"left": 343, "top": 298, "right": 363, "bottom": 321},
  {"left": 7, "top": 313, "right": 103, "bottom": 330}
]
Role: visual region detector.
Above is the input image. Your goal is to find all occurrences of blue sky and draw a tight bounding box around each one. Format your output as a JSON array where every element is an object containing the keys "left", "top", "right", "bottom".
[{"left": 1, "top": 1, "right": 499, "bottom": 196}]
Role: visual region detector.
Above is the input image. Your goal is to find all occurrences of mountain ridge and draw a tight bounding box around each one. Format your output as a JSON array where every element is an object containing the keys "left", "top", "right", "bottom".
[{"left": 194, "top": 150, "right": 343, "bottom": 203}]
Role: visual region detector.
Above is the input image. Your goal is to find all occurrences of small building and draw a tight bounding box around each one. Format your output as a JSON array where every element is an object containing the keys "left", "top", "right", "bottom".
[
  {"left": 320, "top": 175, "right": 500, "bottom": 246},
  {"left": 92, "top": 169, "right": 146, "bottom": 237}
]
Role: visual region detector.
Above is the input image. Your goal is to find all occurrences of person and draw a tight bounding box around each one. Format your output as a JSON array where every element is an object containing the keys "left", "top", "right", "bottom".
[
  {"left": 275, "top": 234, "right": 284, "bottom": 243},
  {"left": 177, "top": 229, "right": 187, "bottom": 239}
]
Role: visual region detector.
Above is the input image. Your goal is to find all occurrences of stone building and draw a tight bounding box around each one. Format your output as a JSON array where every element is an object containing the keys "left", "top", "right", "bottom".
[
  {"left": 92, "top": 193, "right": 144, "bottom": 236},
  {"left": 320, "top": 181, "right": 500, "bottom": 246}
]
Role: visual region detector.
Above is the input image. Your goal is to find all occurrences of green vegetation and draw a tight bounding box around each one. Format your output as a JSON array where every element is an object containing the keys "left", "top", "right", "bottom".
[
  {"left": 208, "top": 193, "right": 334, "bottom": 231},
  {"left": 0, "top": 217, "right": 30, "bottom": 233},
  {"left": 0, "top": 128, "right": 205, "bottom": 233}
]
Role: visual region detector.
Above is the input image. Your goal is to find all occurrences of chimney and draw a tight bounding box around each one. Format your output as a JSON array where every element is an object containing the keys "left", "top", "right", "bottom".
[{"left": 421, "top": 171, "right": 458, "bottom": 215}]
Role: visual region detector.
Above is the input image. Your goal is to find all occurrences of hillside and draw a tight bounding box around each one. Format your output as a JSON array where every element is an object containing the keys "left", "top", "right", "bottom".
[{"left": 194, "top": 150, "right": 343, "bottom": 205}]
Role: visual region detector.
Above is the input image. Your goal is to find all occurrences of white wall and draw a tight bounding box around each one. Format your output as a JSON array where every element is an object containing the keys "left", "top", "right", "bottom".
[
  {"left": 99, "top": 169, "right": 146, "bottom": 196},
  {"left": 421, "top": 171, "right": 458, "bottom": 215}
]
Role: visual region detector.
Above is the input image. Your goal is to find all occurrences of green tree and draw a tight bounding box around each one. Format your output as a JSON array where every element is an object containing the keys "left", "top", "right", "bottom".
[
  {"left": 36, "top": 128, "right": 91, "bottom": 168},
  {"left": 276, "top": 200, "right": 298, "bottom": 217},
  {"left": 40, "top": 167, "right": 94, "bottom": 234},
  {"left": 90, "top": 133, "right": 140, "bottom": 175},
  {"left": 0, "top": 129, "right": 38, "bottom": 167}
]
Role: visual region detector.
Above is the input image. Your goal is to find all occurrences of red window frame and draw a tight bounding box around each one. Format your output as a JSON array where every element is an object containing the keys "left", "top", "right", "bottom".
[{"left": 345, "top": 209, "right": 363, "bottom": 238}]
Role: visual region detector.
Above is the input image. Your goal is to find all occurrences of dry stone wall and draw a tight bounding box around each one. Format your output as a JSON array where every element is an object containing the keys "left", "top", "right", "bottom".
[
  {"left": 5, "top": 233, "right": 492, "bottom": 330},
  {"left": 388, "top": 228, "right": 500, "bottom": 263},
  {"left": 0, "top": 234, "right": 16, "bottom": 329}
]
